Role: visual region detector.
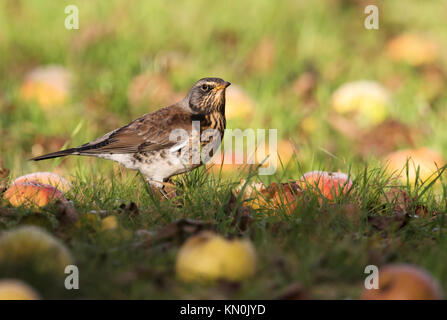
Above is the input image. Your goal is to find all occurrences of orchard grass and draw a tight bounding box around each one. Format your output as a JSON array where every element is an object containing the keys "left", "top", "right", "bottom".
[{"left": 1, "top": 161, "right": 447, "bottom": 299}]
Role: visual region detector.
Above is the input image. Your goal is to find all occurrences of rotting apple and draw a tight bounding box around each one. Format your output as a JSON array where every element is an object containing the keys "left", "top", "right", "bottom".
[
  {"left": 175, "top": 231, "right": 256, "bottom": 283},
  {"left": 298, "top": 171, "right": 352, "bottom": 201},
  {"left": 3, "top": 182, "right": 66, "bottom": 208},
  {"left": 0, "top": 226, "right": 73, "bottom": 276}
]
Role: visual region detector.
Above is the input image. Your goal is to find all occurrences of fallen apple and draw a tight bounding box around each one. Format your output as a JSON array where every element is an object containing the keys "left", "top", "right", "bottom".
[
  {"left": 361, "top": 264, "right": 442, "bottom": 300},
  {"left": 384, "top": 148, "right": 445, "bottom": 184},
  {"left": 386, "top": 33, "right": 439, "bottom": 66},
  {"left": 331, "top": 80, "right": 390, "bottom": 127},
  {"left": 0, "top": 226, "right": 73, "bottom": 276},
  {"left": 176, "top": 231, "right": 256, "bottom": 283},
  {"left": 19, "top": 65, "right": 71, "bottom": 109},
  {"left": 101, "top": 215, "right": 119, "bottom": 231},
  {"left": 0, "top": 279, "right": 40, "bottom": 300},
  {"left": 298, "top": 171, "right": 352, "bottom": 201},
  {"left": 75, "top": 212, "right": 101, "bottom": 229},
  {"left": 3, "top": 182, "right": 66, "bottom": 208},
  {"left": 225, "top": 85, "right": 256, "bottom": 120},
  {"left": 12, "top": 172, "right": 71, "bottom": 193}
]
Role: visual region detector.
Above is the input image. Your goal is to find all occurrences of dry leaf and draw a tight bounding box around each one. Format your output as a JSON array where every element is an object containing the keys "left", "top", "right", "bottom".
[
  {"left": 368, "top": 211, "right": 408, "bottom": 231},
  {"left": 147, "top": 218, "right": 214, "bottom": 245},
  {"left": 245, "top": 37, "right": 276, "bottom": 74},
  {"left": 275, "top": 282, "right": 310, "bottom": 300},
  {"left": 56, "top": 200, "right": 79, "bottom": 229}
]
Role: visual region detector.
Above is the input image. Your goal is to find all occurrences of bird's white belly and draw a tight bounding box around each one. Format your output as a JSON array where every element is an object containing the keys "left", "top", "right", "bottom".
[{"left": 96, "top": 150, "right": 199, "bottom": 184}]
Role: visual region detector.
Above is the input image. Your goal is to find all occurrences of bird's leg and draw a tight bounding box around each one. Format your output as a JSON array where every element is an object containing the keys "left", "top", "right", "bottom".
[
  {"left": 161, "top": 179, "right": 177, "bottom": 199},
  {"left": 145, "top": 178, "right": 176, "bottom": 200},
  {"left": 144, "top": 179, "right": 167, "bottom": 200}
]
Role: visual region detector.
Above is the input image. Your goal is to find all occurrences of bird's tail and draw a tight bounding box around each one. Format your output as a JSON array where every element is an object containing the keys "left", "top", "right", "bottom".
[{"left": 30, "top": 148, "right": 80, "bottom": 161}]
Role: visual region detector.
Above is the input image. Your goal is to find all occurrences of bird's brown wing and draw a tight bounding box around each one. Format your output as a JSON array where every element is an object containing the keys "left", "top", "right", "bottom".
[{"left": 77, "top": 105, "right": 194, "bottom": 154}]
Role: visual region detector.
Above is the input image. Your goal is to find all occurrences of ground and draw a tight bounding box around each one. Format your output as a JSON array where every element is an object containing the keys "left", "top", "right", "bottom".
[{"left": 1, "top": 0, "right": 447, "bottom": 299}]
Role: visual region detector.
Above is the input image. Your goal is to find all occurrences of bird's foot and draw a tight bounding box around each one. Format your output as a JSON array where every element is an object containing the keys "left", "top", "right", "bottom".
[
  {"left": 146, "top": 179, "right": 177, "bottom": 201},
  {"left": 161, "top": 181, "right": 177, "bottom": 199}
]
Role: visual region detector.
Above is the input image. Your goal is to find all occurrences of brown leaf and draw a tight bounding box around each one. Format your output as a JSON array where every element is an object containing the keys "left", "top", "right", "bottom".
[
  {"left": 146, "top": 218, "right": 214, "bottom": 245},
  {"left": 119, "top": 202, "right": 139, "bottom": 217},
  {"left": 275, "top": 282, "right": 310, "bottom": 300},
  {"left": 230, "top": 205, "right": 253, "bottom": 233},
  {"left": 414, "top": 204, "right": 436, "bottom": 218},
  {"left": 291, "top": 71, "right": 318, "bottom": 102},
  {"left": 214, "top": 30, "right": 239, "bottom": 51},
  {"left": 368, "top": 211, "right": 408, "bottom": 231},
  {"left": 381, "top": 186, "right": 412, "bottom": 214},
  {"left": 268, "top": 182, "right": 303, "bottom": 215},
  {"left": 127, "top": 73, "right": 178, "bottom": 109},
  {"left": 31, "top": 135, "right": 68, "bottom": 158},
  {"left": 0, "top": 207, "right": 15, "bottom": 217},
  {"left": 328, "top": 114, "right": 362, "bottom": 139},
  {"left": 358, "top": 119, "right": 415, "bottom": 157},
  {"left": 55, "top": 200, "right": 79, "bottom": 228}
]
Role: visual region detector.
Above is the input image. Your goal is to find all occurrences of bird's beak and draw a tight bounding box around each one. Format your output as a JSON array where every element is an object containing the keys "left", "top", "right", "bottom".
[{"left": 213, "top": 81, "right": 231, "bottom": 91}]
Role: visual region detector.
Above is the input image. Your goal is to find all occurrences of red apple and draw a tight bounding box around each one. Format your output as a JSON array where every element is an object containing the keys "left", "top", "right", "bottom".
[
  {"left": 3, "top": 182, "right": 66, "bottom": 208},
  {"left": 298, "top": 171, "right": 352, "bottom": 201}
]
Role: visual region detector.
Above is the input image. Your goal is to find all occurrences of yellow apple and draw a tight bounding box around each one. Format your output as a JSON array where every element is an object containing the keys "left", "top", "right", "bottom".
[
  {"left": 234, "top": 180, "right": 300, "bottom": 214},
  {"left": 331, "top": 80, "right": 390, "bottom": 127},
  {"left": 386, "top": 33, "right": 439, "bottom": 66},
  {"left": 127, "top": 72, "right": 180, "bottom": 109},
  {"left": 0, "top": 226, "right": 73, "bottom": 276},
  {"left": 3, "top": 182, "right": 66, "bottom": 208},
  {"left": 225, "top": 85, "right": 256, "bottom": 120},
  {"left": 176, "top": 231, "right": 256, "bottom": 283},
  {"left": 0, "top": 279, "right": 40, "bottom": 300},
  {"left": 101, "top": 216, "right": 118, "bottom": 231},
  {"left": 19, "top": 65, "right": 71, "bottom": 109}
]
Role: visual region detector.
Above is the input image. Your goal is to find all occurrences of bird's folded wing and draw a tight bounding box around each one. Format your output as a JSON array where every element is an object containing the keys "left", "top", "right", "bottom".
[{"left": 77, "top": 106, "right": 193, "bottom": 154}]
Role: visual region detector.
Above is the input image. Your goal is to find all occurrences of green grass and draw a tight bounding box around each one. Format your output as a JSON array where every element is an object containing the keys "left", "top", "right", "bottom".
[{"left": 1, "top": 0, "right": 447, "bottom": 299}]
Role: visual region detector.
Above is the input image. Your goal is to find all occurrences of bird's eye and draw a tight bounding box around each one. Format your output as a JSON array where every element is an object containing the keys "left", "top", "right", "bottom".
[{"left": 201, "top": 84, "right": 210, "bottom": 91}]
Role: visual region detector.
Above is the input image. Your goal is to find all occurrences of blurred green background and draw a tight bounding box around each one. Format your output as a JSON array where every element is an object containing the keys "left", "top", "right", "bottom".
[{"left": 1, "top": 0, "right": 447, "bottom": 179}]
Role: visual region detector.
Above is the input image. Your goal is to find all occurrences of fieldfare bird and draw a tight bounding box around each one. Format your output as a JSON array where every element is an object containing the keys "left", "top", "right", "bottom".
[{"left": 31, "top": 77, "right": 231, "bottom": 190}]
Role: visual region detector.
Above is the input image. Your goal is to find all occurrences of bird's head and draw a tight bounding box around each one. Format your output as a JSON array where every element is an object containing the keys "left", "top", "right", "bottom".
[{"left": 185, "top": 77, "right": 231, "bottom": 114}]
